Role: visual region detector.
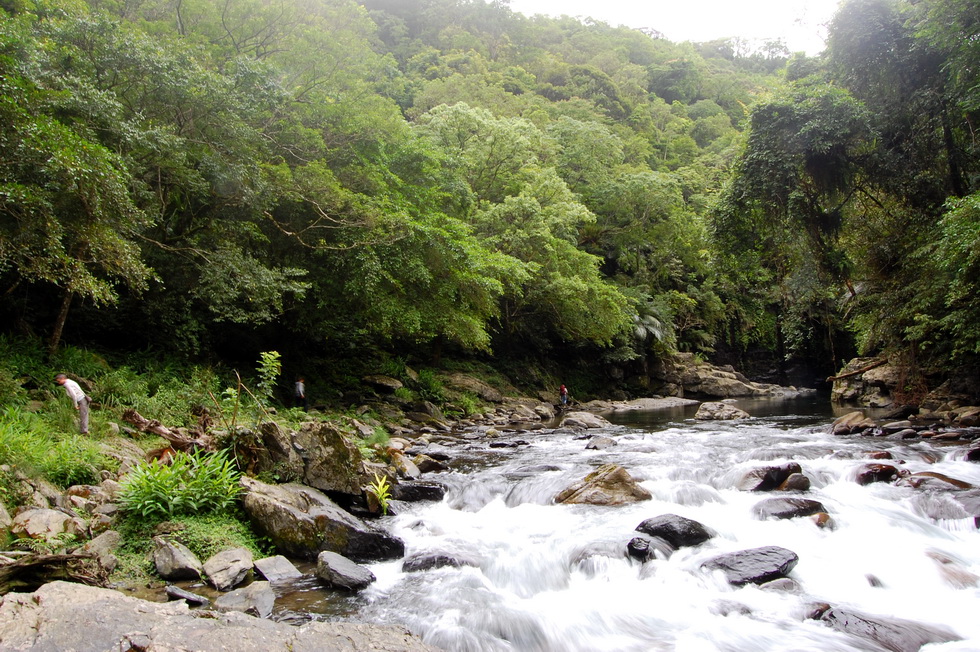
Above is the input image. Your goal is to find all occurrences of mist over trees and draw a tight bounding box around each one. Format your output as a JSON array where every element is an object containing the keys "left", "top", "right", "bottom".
[{"left": 1, "top": 0, "right": 976, "bottom": 393}]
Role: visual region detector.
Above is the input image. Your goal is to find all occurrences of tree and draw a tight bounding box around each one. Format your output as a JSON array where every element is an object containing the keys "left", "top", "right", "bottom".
[{"left": 0, "top": 12, "right": 151, "bottom": 354}]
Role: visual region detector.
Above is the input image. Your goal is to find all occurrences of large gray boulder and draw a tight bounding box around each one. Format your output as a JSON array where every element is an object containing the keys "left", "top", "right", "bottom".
[
  {"left": 554, "top": 464, "right": 652, "bottom": 506},
  {"left": 153, "top": 536, "right": 204, "bottom": 581},
  {"left": 560, "top": 411, "right": 612, "bottom": 429},
  {"left": 240, "top": 477, "right": 405, "bottom": 562},
  {"left": 204, "top": 547, "right": 254, "bottom": 591},
  {"left": 152, "top": 537, "right": 204, "bottom": 581},
  {"left": 252, "top": 421, "right": 365, "bottom": 496},
  {"left": 0, "top": 581, "right": 439, "bottom": 651},
  {"left": 10, "top": 508, "right": 86, "bottom": 545},
  {"left": 695, "top": 402, "right": 750, "bottom": 420},
  {"left": 214, "top": 581, "right": 275, "bottom": 618},
  {"left": 444, "top": 373, "right": 504, "bottom": 403},
  {"left": 253, "top": 555, "right": 303, "bottom": 582},
  {"left": 316, "top": 551, "right": 376, "bottom": 591}
]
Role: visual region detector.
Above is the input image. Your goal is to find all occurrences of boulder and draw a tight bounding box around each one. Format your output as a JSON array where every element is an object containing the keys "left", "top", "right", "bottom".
[
  {"left": 390, "top": 450, "right": 422, "bottom": 480},
  {"left": 585, "top": 436, "right": 617, "bottom": 450},
  {"left": 214, "top": 581, "right": 275, "bottom": 618},
  {"left": 247, "top": 421, "right": 365, "bottom": 496},
  {"left": 152, "top": 537, "right": 204, "bottom": 581},
  {"left": 560, "top": 411, "right": 612, "bottom": 429},
  {"left": 390, "top": 481, "right": 447, "bottom": 502},
  {"left": 413, "top": 454, "right": 448, "bottom": 473},
  {"left": 752, "top": 497, "right": 827, "bottom": 521},
  {"left": 240, "top": 477, "right": 405, "bottom": 562},
  {"left": 253, "top": 555, "right": 303, "bottom": 582},
  {"left": 362, "top": 375, "right": 403, "bottom": 393},
  {"left": 204, "top": 547, "right": 254, "bottom": 592},
  {"left": 702, "top": 545, "right": 799, "bottom": 586},
  {"left": 554, "top": 464, "right": 652, "bottom": 506},
  {"left": 444, "top": 373, "right": 504, "bottom": 403},
  {"left": 626, "top": 534, "right": 675, "bottom": 561},
  {"left": 735, "top": 463, "right": 804, "bottom": 491},
  {"left": 316, "top": 551, "right": 376, "bottom": 590},
  {"left": 165, "top": 585, "right": 211, "bottom": 607},
  {"left": 10, "top": 508, "right": 86, "bottom": 545},
  {"left": 75, "top": 529, "right": 121, "bottom": 573},
  {"left": 778, "top": 473, "right": 811, "bottom": 491},
  {"left": 401, "top": 551, "right": 479, "bottom": 573},
  {"left": 854, "top": 463, "right": 901, "bottom": 485},
  {"left": 634, "top": 514, "right": 713, "bottom": 548},
  {"left": 0, "top": 581, "right": 438, "bottom": 651},
  {"left": 831, "top": 411, "right": 877, "bottom": 435},
  {"left": 533, "top": 403, "right": 556, "bottom": 420},
  {"left": 810, "top": 604, "right": 961, "bottom": 652},
  {"left": 695, "top": 402, "right": 750, "bottom": 420}
]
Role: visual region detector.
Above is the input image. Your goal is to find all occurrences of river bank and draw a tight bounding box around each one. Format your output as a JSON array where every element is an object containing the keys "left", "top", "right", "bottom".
[{"left": 4, "top": 354, "right": 979, "bottom": 650}]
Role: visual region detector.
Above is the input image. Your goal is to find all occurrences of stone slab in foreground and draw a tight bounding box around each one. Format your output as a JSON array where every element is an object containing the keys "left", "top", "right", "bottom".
[{"left": 0, "top": 581, "right": 440, "bottom": 652}]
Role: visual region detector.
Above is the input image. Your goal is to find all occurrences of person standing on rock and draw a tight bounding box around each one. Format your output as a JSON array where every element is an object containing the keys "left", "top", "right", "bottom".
[
  {"left": 559, "top": 384, "right": 569, "bottom": 406},
  {"left": 55, "top": 373, "right": 91, "bottom": 434},
  {"left": 294, "top": 377, "right": 308, "bottom": 411}
]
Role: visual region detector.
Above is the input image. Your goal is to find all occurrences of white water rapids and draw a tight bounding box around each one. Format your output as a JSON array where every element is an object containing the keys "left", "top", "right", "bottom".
[{"left": 280, "top": 397, "right": 980, "bottom": 651}]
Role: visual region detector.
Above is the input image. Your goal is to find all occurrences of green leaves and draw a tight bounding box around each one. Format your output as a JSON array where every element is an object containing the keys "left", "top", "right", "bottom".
[{"left": 119, "top": 449, "right": 241, "bottom": 521}]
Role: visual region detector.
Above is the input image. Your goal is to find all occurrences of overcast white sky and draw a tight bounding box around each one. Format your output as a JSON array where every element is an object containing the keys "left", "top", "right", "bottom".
[{"left": 506, "top": 0, "right": 842, "bottom": 55}]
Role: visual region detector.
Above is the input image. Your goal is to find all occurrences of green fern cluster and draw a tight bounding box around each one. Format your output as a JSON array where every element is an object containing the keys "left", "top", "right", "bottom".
[{"left": 119, "top": 449, "right": 240, "bottom": 520}]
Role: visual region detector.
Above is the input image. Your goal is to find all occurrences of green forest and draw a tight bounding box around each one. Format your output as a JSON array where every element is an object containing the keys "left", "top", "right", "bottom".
[{"left": 2, "top": 0, "right": 978, "bottom": 401}]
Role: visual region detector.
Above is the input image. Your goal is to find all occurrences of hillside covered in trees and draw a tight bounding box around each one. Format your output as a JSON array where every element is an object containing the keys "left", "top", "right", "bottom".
[{"left": 1, "top": 0, "right": 977, "bottom": 399}]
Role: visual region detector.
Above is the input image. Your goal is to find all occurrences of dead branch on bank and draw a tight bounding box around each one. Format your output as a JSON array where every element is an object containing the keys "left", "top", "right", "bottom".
[
  {"left": 121, "top": 409, "right": 214, "bottom": 453},
  {"left": 826, "top": 359, "right": 887, "bottom": 383}
]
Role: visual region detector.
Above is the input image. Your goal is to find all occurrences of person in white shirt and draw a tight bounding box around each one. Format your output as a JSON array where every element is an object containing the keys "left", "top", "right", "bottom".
[
  {"left": 55, "top": 373, "right": 91, "bottom": 434},
  {"left": 294, "top": 377, "right": 308, "bottom": 411}
]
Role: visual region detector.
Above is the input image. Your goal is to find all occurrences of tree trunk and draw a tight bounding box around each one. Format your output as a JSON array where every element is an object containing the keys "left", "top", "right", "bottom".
[
  {"left": 121, "top": 409, "right": 214, "bottom": 452},
  {"left": 47, "top": 290, "right": 73, "bottom": 358}
]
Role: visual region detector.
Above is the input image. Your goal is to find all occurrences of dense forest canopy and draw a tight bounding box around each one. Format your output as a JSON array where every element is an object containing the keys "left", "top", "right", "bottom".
[{"left": 1, "top": 0, "right": 977, "bottom": 394}]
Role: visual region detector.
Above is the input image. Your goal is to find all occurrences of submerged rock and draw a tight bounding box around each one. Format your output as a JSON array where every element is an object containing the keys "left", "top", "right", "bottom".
[
  {"left": 752, "top": 497, "right": 827, "bottom": 521},
  {"left": 809, "top": 603, "right": 961, "bottom": 652}
]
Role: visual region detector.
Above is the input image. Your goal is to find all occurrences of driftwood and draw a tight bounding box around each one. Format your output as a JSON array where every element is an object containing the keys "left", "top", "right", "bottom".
[
  {"left": 826, "top": 359, "right": 887, "bottom": 383},
  {"left": 121, "top": 409, "right": 214, "bottom": 453},
  {"left": 0, "top": 553, "right": 107, "bottom": 596}
]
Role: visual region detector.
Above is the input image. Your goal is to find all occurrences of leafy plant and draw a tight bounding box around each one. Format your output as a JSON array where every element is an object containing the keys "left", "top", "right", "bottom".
[
  {"left": 119, "top": 449, "right": 241, "bottom": 520},
  {"left": 415, "top": 369, "right": 445, "bottom": 402},
  {"left": 42, "top": 435, "right": 107, "bottom": 487},
  {"left": 256, "top": 351, "right": 281, "bottom": 407},
  {"left": 367, "top": 472, "right": 392, "bottom": 516}
]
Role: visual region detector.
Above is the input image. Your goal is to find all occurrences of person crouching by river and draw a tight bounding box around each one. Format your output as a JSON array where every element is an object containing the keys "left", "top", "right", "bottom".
[{"left": 55, "top": 373, "right": 91, "bottom": 434}]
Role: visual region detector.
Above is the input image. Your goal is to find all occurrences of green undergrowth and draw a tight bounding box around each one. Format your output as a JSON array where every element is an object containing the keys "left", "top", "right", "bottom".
[
  {"left": 113, "top": 511, "right": 274, "bottom": 586},
  {"left": 0, "top": 406, "right": 112, "bottom": 492}
]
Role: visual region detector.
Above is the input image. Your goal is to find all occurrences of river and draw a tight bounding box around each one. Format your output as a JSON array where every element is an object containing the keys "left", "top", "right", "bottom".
[{"left": 274, "top": 395, "right": 980, "bottom": 651}]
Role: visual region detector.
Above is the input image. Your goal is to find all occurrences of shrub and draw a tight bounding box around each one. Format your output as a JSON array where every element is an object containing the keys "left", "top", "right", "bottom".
[{"left": 119, "top": 449, "right": 241, "bottom": 520}]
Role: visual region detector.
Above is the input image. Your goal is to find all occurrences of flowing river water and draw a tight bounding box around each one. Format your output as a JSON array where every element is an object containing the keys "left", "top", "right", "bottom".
[{"left": 272, "top": 396, "right": 980, "bottom": 651}]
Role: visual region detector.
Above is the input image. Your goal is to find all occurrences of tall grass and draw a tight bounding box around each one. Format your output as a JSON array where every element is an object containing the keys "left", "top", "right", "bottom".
[{"left": 0, "top": 407, "right": 108, "bottom": 490}]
